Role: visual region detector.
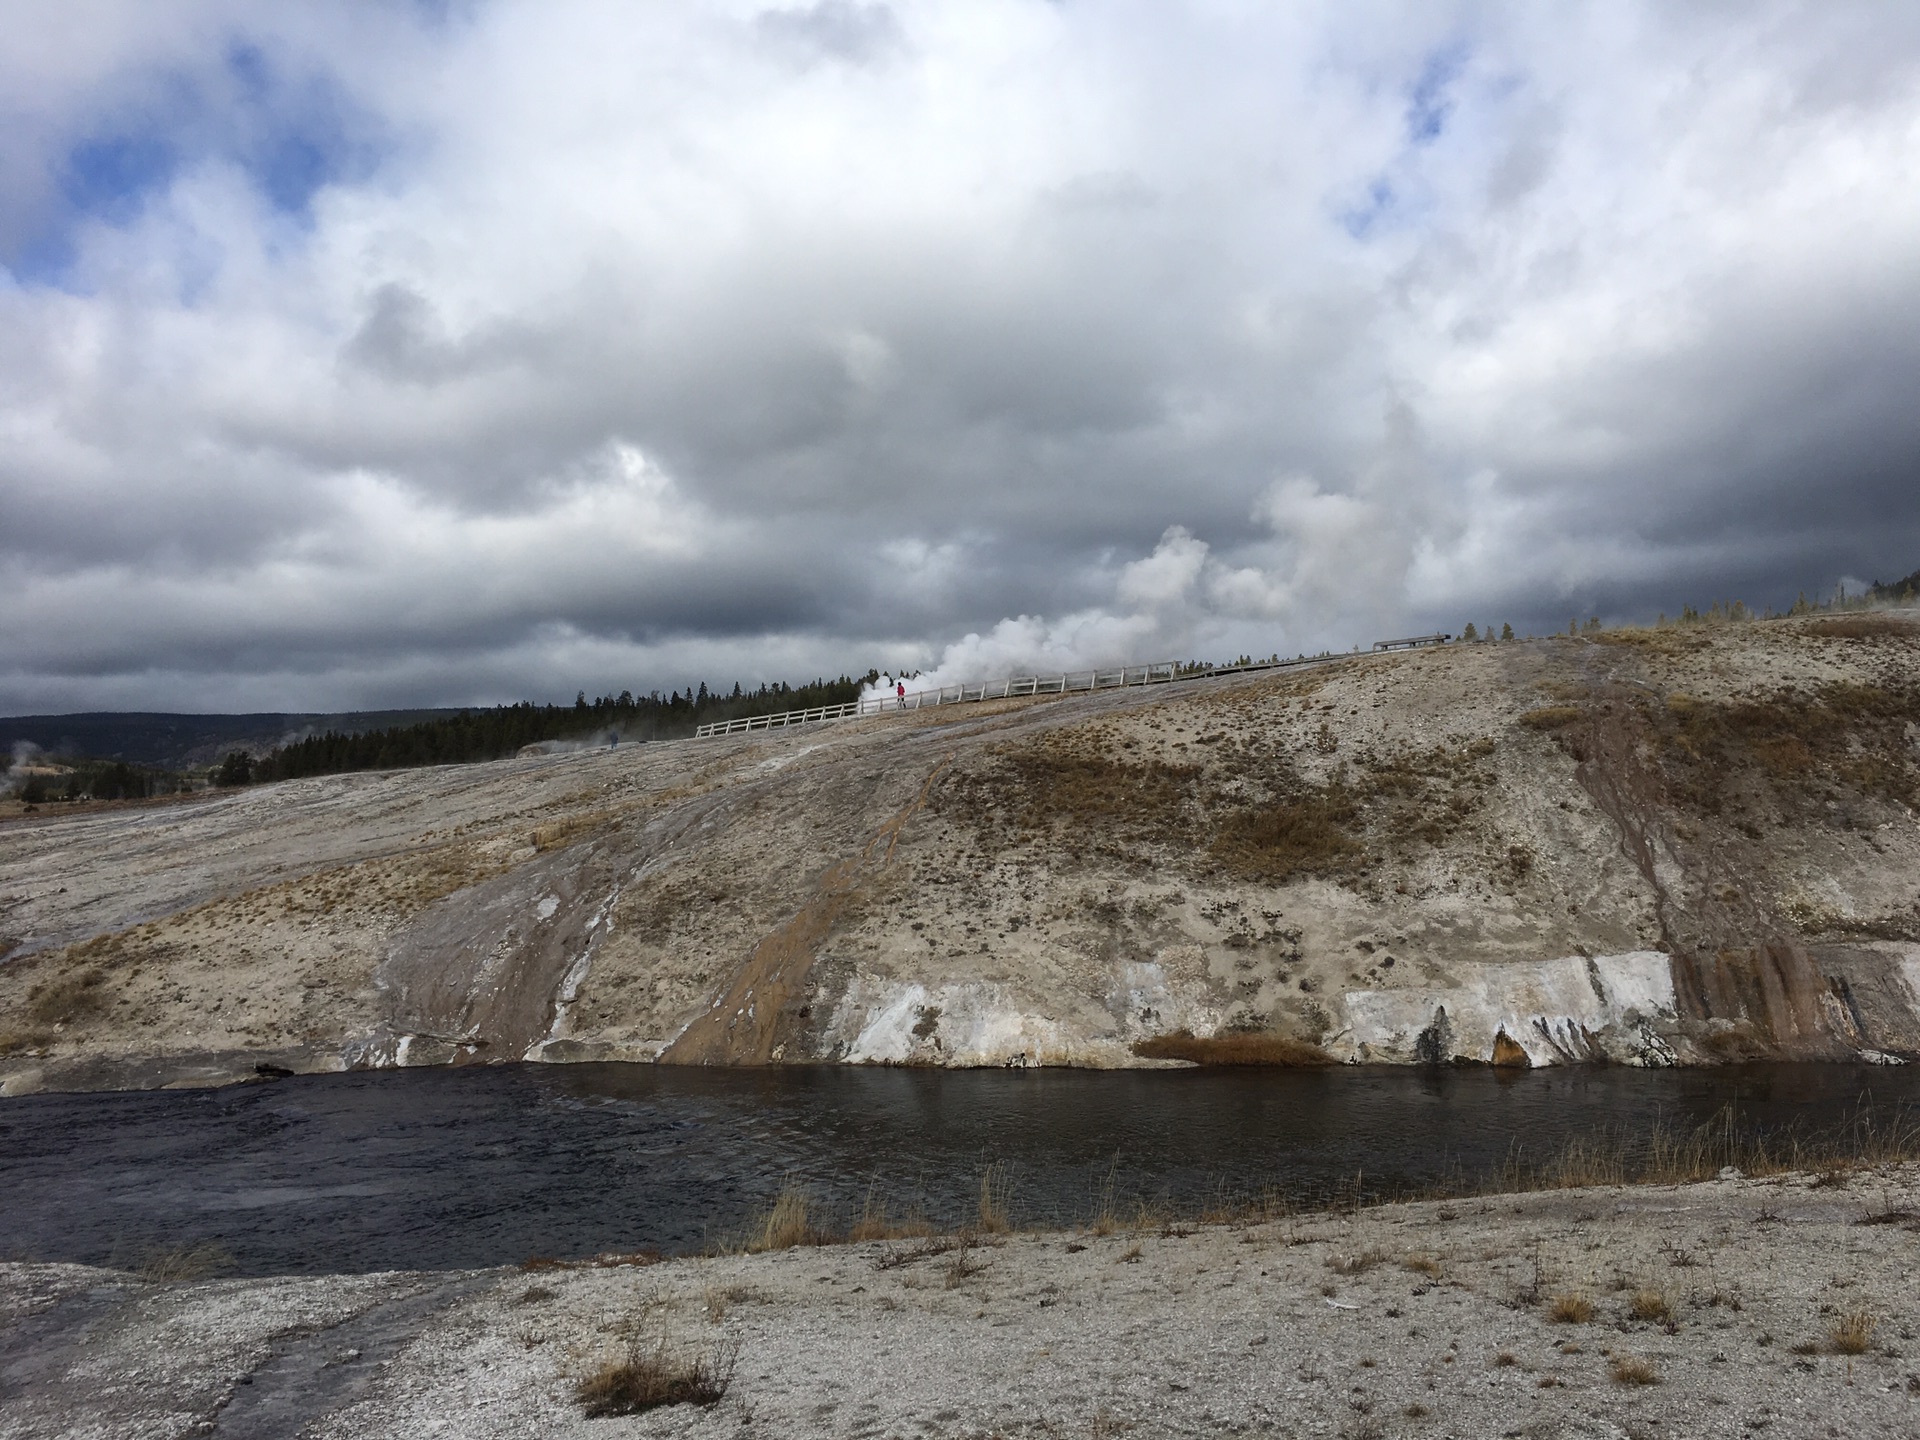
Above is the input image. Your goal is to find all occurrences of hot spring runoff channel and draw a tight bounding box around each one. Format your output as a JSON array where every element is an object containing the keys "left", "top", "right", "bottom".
[{"left": 4, "top": 1063, "right": 1917, "bottom": 1275}]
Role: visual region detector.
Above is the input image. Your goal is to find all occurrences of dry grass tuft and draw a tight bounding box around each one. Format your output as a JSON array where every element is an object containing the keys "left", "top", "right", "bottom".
[
  {"left": 847, "top": 1184, "right": 931, "bottom": 1243},
  {"left": 1120, "top": 1241, "right": 1144, "bottom": 1264},
  {"left": 1807, "top": 615, "right": 1914, "bottom": 639},
  {"left": 977, "top": 1162, "right": 1013, "bottom": 1233},
  {"left": 1548, "top": 1292, "right": 1594, "bottom": 1324},
  {"left": 1830, "top": 1310, "right": 1879, "bottom": 1355},
  {"left": 1402, "top": 1252, "right": 1442, "bottom": 1277},
  {"left": 1131, "top": 1031, "right": 1333, "bottom": 1066},
  {"left": 746, "top": 1185, "right": 821, "bottom": 1253},
  {"left": 1519, "top": 706, "right": 1584, "bottom": 731},
  {"left": 134, "top": 1242, "right": 233, "bottom": 1284},
  {"left": 1629, "top": 1289, "right": 1673, "bottom": 1325},
  {"left": 1498, "top": 1105, "right": 1920, "bottom": 1194},
  {"left": 27, "top": 967, "right": 111, "bottom": 1025},
  {"left": 1609, "top": 1354, "right": 1660, "bottom": 1386},
  {"left": 1327, "top": 1247, "right": 1387, "bottom": 1276},
  {"left": 1209, "top": 788, "right": 1362, "bottom": 882},
  {"left": 577, "top": 1338, "right": 737, "bottom": 1417}
]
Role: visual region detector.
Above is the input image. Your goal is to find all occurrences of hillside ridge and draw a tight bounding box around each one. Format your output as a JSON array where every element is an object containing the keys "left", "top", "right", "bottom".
[{"left": 3, "top": 615, "right": 1919, "bottom": 1094}]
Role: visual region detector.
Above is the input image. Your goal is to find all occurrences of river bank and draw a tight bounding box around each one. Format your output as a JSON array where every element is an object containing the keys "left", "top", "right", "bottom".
[{"left": 5, "top": 1166, "right": 1919, "bottom": 1438}]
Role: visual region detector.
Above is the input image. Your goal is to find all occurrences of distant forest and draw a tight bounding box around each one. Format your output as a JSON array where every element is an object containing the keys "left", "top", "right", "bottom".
[
  {"left": 1869, "top": 567, "right": 1920, "bottom": 602},
  {"left": 248, "top": 672, "right": 879, "bottom": 783}
]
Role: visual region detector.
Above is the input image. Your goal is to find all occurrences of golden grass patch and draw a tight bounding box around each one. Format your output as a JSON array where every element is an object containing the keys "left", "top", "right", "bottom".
[{"left": 1130, "top": 1030, "right": 1333, "bottom": 1066}]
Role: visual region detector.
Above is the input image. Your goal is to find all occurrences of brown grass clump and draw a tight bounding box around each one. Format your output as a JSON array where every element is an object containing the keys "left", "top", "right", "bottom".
[
  {"left": 1327, "top": 1247, "right": 1387, "bottom": 1276},
  {"left": 1830, "top": 1310, "right": 1878, "bottom": 1355},
  {"left": 1548, "top": 1292, "right": 1595, "bottom": 1324},
  {"left": 1209, "top": 788, "right": 1361, "bottom": 881},
  {"left": 1609, "top": 1354, "right": 1660, "bottom": 1386},
  {"left": 1629, "top": 1289, "right": 1673, "bottom": 1325},
  {"left": 1498, "top": 1106, "right": 1920, "bottom": 1193},
  {"left": 133, "top": 1242, "right": 233, "bottom": 1283},
  {"left": 0, "top": 1030, "right": 53, "bottom": 1057},
  {"left": 1807, "top": 615, "right": 1914, "bottom": 639},
  {"left": 1402, "top": 1252, "right": 1442, "bottom": 1277},
  {"left": 577, "top": 1338, "right": 737, "bottom": 1416},
  {"left": 531, "top": 809, "right": 614, "bottom": 853},
  {"left": 1654, "top": 681, "right": 1920, "bottom": 813},
  {"left": 1131, "top": 1031, "right": 1333, "bottom": 1066},
  {"left": 26, "top": 967, "right": 110, "bottom": 1025},
  {"left": 746, "top": 1185, "right": 820, "bottom": 1253},
  {"left": 1519, "top": 706, "right": 1584, "bottom": 731},
  {"left": 846, "top": 1184, "right": 932, "bottom": 1243},
  {"left": 976, "top": 1162, "right": 1013, "bottom": 1233}
]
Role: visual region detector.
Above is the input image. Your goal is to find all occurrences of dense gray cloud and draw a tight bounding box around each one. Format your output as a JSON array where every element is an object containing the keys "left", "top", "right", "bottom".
[{"left": 2, "top": 0, "right": 1918, "bottom": 712}]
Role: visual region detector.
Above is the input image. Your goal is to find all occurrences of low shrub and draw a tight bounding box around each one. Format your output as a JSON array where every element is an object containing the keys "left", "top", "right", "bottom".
[{"left": 577, "top": 1338, "right": 737, "bottom": 1416}]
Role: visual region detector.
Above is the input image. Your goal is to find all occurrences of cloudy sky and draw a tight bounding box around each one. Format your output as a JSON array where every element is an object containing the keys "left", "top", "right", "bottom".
[{"left": 3, "top": 1, "right": 1918, "bottom": 714}]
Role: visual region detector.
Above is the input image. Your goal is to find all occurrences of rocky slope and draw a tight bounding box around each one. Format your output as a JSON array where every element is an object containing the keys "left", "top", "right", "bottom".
[{"left": 2, "top": 615, "right": 1919, "bottom": 1093}]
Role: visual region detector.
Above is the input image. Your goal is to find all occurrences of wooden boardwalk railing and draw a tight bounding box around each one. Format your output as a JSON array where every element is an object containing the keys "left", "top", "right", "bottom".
[{"left": 690, "top": 649, "right": 1386, "bottom": 739}]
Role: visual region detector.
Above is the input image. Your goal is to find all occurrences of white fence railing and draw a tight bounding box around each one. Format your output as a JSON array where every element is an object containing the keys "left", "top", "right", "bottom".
[
  {"left": 695, "top": 661, "right": 1188, "bottom": 738},
  {"left": 686, "top": 637, "right": 1455, "bottom": 740}
]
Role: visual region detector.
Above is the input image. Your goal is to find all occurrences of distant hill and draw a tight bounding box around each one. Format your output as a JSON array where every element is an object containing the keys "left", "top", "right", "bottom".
[{"left": 0, "top": 710, "right": 466, "bottom": 771}]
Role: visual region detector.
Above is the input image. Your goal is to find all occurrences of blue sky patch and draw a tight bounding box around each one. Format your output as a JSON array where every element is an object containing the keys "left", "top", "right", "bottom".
[
  {"left": 1406, "top": 44, "right": 1466, "bottom": 145},
  {"left": 1340, "top": 178, "right": 1395, "bottom": 239},
  {"left": 61, "top": 135, "right": 180, "bottom": 224},
  {"left": 5, "top": 36, "right": 383, "bottom": 289}
]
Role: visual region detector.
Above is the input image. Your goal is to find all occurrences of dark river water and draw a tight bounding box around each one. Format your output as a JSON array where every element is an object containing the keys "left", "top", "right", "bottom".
[{"left": 3, "top": 1063, "right": 1917, "bottom": 1276}]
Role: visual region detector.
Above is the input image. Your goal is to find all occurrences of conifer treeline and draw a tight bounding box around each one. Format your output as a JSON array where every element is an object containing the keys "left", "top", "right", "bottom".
[
  {"left": 1868, "top": 568, "right": 1920, "bottom": 604},
  {"left": 253, "top": 672, "right": 878, "bottom": 782}
]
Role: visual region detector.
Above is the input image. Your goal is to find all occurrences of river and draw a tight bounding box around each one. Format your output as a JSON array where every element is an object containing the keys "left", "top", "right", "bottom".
[{"left": 3, "top": 1062, "right": 1916, "bottom": 1274}]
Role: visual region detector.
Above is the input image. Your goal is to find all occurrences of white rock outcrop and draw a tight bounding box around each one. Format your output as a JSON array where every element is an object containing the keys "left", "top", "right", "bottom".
[{"left": 1336, "top": 952, "right": 1679, "bottom": 1066}]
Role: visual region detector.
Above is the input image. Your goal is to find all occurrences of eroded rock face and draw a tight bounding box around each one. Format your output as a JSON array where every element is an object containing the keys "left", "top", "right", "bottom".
[{"left": 4, "top": 615, "right": 1920, "bottom": 1091}]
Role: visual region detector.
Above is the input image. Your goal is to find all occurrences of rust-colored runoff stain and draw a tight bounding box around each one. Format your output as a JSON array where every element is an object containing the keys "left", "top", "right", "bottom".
[
  {"left": 1491, "top": 1030, "right": 1533, "bottom": 1068},
  {"left": 1565, "top": 684, "right": 1849, "bottom": 1059},
  {"left": 662, "top": 759, "right": 951, "bottom": 1066}
]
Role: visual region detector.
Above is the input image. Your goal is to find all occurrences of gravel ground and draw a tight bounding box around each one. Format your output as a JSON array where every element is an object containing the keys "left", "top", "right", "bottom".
[{"left": 6, "top": 1168, "right": 1920, "bottom": 1438}]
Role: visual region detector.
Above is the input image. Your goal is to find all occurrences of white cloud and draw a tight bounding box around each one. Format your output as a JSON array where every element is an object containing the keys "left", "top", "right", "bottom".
[{"left": 3, "top": 1, "right": 1919, "bottom": 712}]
